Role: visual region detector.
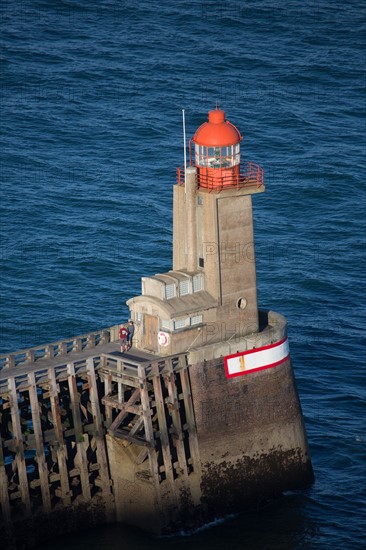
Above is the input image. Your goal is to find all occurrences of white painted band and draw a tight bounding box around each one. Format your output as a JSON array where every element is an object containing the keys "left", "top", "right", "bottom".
[{"left": 224, "top": 337, "right": 290, "bottom": 379}]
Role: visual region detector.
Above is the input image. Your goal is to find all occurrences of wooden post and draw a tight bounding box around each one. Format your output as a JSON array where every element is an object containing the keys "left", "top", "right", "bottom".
[
  {"left": 67, "top": 363, "right": 91, "bottom": 501},
  {"left": 0, "top": 432, "right": 11, "bottom": 522},
  {"left": 28, "top": 372, "right": 51, "bottom": 512},
  {"left": 164, "top": 359, "right": 189, "bottom": 479},
  {"left": 26, "top": 350, "right": 35, "bottom": 363},
  {"left": 6, "top": 355, "right": 15, "bottom": 369},
  {"left": 86, "top": 335, "right": 96, "bottom": 349},
  {"left": 117, "top": 359, "right": 124, "bottom": 404},
  {"left": 45, "top": 345, "right": 54, "bottom": 359},
  {"left": 86, "top": 358, "right": 114, "bottom": 518},
  {"left": 178, "top": 356, "right": 201, "bottom": 479},
  {"left": 100, "top": 331, "right": 109, "bottom": 345},
  {"left": 8, "top": 377, "right": 31, "bottom": 516},
  {"left": 48, "top": 368, "right": 71, "bottom": 506},
  {"left": 151, "top": 362, "right": 177, "bottom": 501},
  {"left": 102, "top": 355, "right": 113, "bottom": 427},
  {"left": 58, "top": 342, "right": 67, "bottom": 356},
  {"left": 73, "top": 339, "right": 82, "bottom": 352},
  {"left": 137, "top": 365, "right": 161, "bottom": 507}
]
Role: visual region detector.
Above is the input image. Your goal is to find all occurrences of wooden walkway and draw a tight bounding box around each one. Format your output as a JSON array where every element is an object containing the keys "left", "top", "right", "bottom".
[
  {"left": 0, "top": 342, "right": 157, "bottom": 383},
  {"left": 0, "top": 324, "right": 159, "bottom": 398}
]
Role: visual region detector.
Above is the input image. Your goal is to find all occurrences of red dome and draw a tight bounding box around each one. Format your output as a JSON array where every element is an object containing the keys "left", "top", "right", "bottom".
[{"left": 192, "top": 108, "right": 242, "bottom": 147}]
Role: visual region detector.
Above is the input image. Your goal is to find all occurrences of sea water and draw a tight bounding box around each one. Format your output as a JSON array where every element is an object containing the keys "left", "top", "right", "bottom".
[{"left": 1, "top": 1, "right": 365, "bottom": 548}]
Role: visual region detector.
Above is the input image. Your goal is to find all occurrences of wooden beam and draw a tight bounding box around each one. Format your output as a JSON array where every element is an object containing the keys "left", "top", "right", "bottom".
[
  {"left": 86, "top": 358, "right": 114, "bottom": 519},
  {"left": 8, "top": 377, "right": 31, "bottom": 516},
  {"left": 28, "top": 372, "right": 51, "bottom": 512},
  {"left": 135, "top": 448, "right": 148, "bottom": 465},
  {"left": 103, "top": 395, "right": 141, "bottom": 415},
  {"left": 108, "top": 388, "right": 140, "bottom": 435},
  {"left": 117, "top": 359, "right": 124, "bottom": 404},
  {"left": 101, "top": 356, "right": 113, "bottom": 427},
  {"left": 48, "top": 368, "right": 71, "bottom": 506},
  {"left": 137, "top": 365, "right": 161, "bottom": 510},
  {"left": 164, "top": 359, "right": 188, "bottom": 479},
  {"left": 0, "top": 431, "right": 11, "bottom": 521},
  {"left": 113, "top": 430, "right": 152, "bottom": 447},
  {"left": 67, "top": 363, "right": 91, "bottom": 501},
  {"left": 178, "top": 356, "right": 202, "bottom": 479},
  {"left": 98, "top": 369, "right": 141, "bottom": 389},
  {"left": 129, "top": 416, "right": 144, "bottom": 437},
  {"left": 151, "top": 361, "right": 177, "bottom": 501}
]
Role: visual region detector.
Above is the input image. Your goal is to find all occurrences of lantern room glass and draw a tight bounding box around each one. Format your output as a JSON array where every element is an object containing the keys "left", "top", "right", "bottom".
[{"left": 195, "top": 144, "right": 240, "bottom": 168}]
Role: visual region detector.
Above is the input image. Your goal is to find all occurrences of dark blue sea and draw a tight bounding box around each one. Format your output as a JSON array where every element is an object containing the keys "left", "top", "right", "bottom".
[{"left": 1, "top": 1, "right": 365, "bottom": 548}]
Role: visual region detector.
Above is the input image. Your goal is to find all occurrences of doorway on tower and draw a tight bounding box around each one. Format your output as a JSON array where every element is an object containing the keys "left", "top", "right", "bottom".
[{"left": 144, "top": 314, "right": 158, "bottom": 353}]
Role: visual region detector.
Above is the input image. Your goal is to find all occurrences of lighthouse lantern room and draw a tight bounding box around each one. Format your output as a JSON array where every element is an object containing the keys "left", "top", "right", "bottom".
[{"left": 192, "top": 107, "right": 242, "bottom": 190}]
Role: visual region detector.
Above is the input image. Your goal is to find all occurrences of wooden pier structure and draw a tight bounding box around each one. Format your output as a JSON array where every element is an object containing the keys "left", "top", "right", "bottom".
[{"left": 0, "top": 325, "right": 204, "bottom": 546}]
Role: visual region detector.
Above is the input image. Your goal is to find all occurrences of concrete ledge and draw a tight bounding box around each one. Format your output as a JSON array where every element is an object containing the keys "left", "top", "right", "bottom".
[{"left": 188, "top": 309, "right": 287, "bottom": 365}]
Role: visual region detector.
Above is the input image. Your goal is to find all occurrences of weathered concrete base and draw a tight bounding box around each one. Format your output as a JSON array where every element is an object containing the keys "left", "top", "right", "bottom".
[
  {"left": 187, "top": 356, "right": 314, "bottom": 527},
  {"left": 1, "top": 497, "right": 112, "bottom": 550}
]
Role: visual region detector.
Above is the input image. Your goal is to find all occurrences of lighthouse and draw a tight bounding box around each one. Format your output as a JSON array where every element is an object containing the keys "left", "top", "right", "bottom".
[
  {"left": 118, "top": 108, "right": 314, "bottom": 532},
  {"left": 128, "top": 107, "right": 265, "bottom": 354}
]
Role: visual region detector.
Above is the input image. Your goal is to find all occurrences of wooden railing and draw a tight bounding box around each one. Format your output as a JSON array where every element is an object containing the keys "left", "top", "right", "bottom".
[{"left": 0, "top": 325, "right": 119, "bottom": 371}]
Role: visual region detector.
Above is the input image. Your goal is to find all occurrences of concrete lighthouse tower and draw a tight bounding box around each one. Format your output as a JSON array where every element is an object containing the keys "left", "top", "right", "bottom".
[
  {"left": 128, "top": 107, "right": 265, "bottom": 355},
  {"left": 173, "top": 107, "right": 264, "bottom": 346}
]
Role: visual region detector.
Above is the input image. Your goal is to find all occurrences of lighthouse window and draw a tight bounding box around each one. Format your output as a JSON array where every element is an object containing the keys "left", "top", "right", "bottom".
[
  {"left": 195, "top": 144, "right": 239, "bottom": 168},
  {"left": 234, "top": 143, "right": 240, "bottom": 165},
  {"left": 195, "top": 145, "right": 208, "bottom": 167},
  {"left": 193, "top": 274, "right": 203, "bottom": 292},
  {"left": 190, "top": 315, "right": 202, "bottom": 326},
  {"left": 165, "top": 284, "right": 176, "bottom": 300},
  {"left": 179, "top": 280, "right": 190, "bottom": 296},
  {"left": 174, "top": 318, "right": 186, "bottom": 330},
  {"left": 161, "top": 319, "right": 171, "bottom": 330}
]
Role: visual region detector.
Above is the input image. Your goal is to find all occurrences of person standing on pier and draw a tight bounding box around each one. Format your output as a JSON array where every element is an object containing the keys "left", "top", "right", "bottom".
[
  {"left": 126, "top": 320, "right": 135, "bottom": 351},
  {"left": 119, "top": 324, "right": 128, "bottom": 352}
]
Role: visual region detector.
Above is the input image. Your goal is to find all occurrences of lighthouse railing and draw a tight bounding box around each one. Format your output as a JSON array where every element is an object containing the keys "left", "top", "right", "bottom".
[{"left": 176, "top": 161, "right": 264, "bottom": 191}]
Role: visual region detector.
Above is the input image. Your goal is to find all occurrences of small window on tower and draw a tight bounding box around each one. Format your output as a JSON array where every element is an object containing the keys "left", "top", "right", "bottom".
[
  {"left": 193, "top": 274, "right": 204, "bottom": 292},
  {"left": 161, "top": 319, "right": 171, "bottom": 331},
  {"left": 190, "top": 315, "right": 202, "bottom": 326},
  {"left": 179, "top": 280, "right": 190, "bottom": 296},
  {"left": 165, "top": 284, "right": 176, "bottom": 300},
  {"left": 174, "top": 318, "right": 186, "bottom": 330},
  {"left": 199, "top": 258, "right": 204, "bottom": 268}
]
